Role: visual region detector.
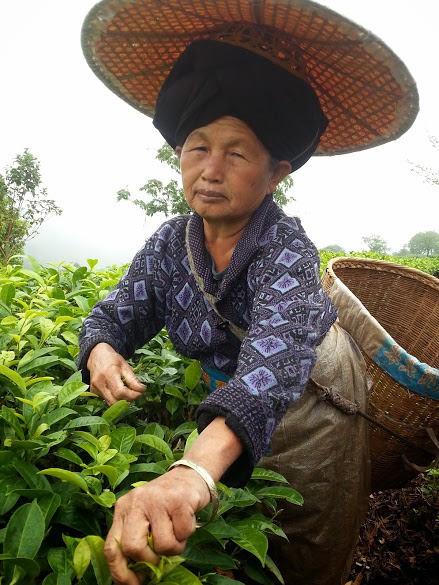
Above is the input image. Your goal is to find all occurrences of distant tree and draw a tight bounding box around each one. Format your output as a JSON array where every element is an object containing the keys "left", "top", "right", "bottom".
[
  {"left": 362, "top": 234, "right": 390, "bottom": 254},
  {"left": 0, "top": 149, "right": 62, "bottom": 265},
  {"left": 117, "top": 142, "right": 295, "bottom": 218},
  {"left": 320, "top": 244, "right": 345, "bottom": 254},
  {"left": 408, "top": 231, "right": 439, "bottom": 257},
  {"left": 409, "top": 135, "right": 439, "bottom": 187},
  {"left": 394, "top": 246, "right": 410, "bottom": 257}
]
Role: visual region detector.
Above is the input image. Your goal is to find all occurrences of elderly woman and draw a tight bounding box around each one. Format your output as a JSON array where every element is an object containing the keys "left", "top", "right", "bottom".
[{"left": 79, "top": 2, "right": 418, "bottom": 584}]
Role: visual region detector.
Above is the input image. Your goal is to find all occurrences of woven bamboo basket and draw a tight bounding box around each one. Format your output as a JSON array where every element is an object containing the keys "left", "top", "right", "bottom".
[{"left": 321, "top": 257, "right": 439, "bottom": 492}]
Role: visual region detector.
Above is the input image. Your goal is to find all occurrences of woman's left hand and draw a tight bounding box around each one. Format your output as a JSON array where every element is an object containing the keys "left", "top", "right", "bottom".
[{"left": 104, "top": 466, "right": 211, "bottom": 585}]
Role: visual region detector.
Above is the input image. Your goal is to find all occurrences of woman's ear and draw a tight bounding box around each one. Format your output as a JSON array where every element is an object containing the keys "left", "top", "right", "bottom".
[
  {"left": 175, "top": 146, "right": 182, "bottom": 159},
  {"left": 268, "top": 160, "right": 292, "bottom": 192}
]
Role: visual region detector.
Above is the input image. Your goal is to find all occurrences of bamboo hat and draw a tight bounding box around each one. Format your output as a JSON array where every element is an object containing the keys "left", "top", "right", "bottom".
[{"left": 81, "top": 0, "right": 419, "bottom": 156}]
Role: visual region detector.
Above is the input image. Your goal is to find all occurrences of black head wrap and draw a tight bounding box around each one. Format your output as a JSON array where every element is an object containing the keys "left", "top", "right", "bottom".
[{"left": 153, "top": 40, "right": 328, "bottom": 173}]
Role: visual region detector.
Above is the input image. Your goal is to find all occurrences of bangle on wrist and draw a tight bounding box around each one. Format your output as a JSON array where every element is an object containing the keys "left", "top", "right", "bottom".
[{"left": 168, "top": 459, "right": 219, "bottom": 525}]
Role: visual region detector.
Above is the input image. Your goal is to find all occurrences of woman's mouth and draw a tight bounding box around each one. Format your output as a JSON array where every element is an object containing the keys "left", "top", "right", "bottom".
[{"left": 196, "top": 189, "right": 226, "bottom": 201}]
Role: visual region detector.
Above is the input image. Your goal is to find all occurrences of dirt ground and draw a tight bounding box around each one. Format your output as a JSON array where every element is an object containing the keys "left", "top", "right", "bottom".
[{"left": 347, "top": 474, "right": 439, "bottom": 584}]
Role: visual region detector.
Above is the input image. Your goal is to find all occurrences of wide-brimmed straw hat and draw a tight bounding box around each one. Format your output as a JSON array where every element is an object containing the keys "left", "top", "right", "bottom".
[{"left": 81, "top": 0, "right": 419, "bottom": 156}]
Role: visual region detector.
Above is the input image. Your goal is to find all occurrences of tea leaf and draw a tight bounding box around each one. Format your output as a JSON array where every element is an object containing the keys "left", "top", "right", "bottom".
[
  {"left": 56, "top": 447, "right": 84, "bottom": 466},
  {"left": 39, "top": 493, "right": 62, "bottom": 529},
  {"left": 73, "top": 430, "right": 100, "bottom": 447},
  {"left": 250, "top": 468, "right": 288, "bottom": 483},
  {"left": 38, "top": 468, "right": 89, "bottom": 492},
  {"left": 0, "top": 283, "right": 15, "bottom": 306},
  {"left": 19, "top": 356, "right": 62, "bottom": 375},
  {"left": 234, "top": 514, "right": 287, "bottom": 540},
  {"left": 197, "top": 516, "right": 241, "bottom": 541},
  {"left": 86, "top": 535, "right": 112, "bottom": 585},
  {"left": 4, "top": 500, "right": 45, "bottom": 559},
  {"left": 172, "top": 421, "right": 197, "bottom": 439},
  {"left": 102, "top": 399, "right": 130, "bottom": 423},
  {"left": 0, "top": 555, "right": 40, "bottom": 578},
  {"left": 110, "top": 426, "right": 136, "bottom": 453},
  {"left": 255, "top": 486, "right": 304, "bottom": 505},
  {"left": 89, "top": 491, "right": 116, "bottom": 508},
  {"left": 73, "top": 538, "right": 91, "bottom": 580},
  {"left": 64, "top": 415, "right": 108, "bottom": 429},
  {"left": 142, "top": 422, "right": 165, "bottom": 439},
  {"left": 98, "top": 435, "right": 112, "bottom": 452},
  {"left": 61, "top": 331, "right": 78, "bottom": 346},
  {"left": 184, "top": 360, "right": 201, "bottom": 390},
  {"left": 165, "top": 565, "right": 204, "bottom": 585},
  {"left": 164, "top": 386, "right": 185, "bottom": 401},
  {"left": 0, "top": 478, "right": 26, "bottom": 515},
  {"left": 20, "top": 269, "right": 46, "bottom": 287},
  {"left": 13, "top": 459, "right": 52, "bottom": 490},
  {"left": 183, "top": 428, "right": 199, "bottom": 455},
  {"left": 58, "top": 380, "right": 89, "bottom": 407},
  {"left": 73, "top": 295, "right": 90, "bottom": 313},
  {"left": 47, "top": 547, "right": 70, "bottom": 574},
  {"left": 42, "top": 572, "right": 72, "bottom": 585},
  {"left": 265, "top": 553, "right": 285, "bottom": 584},
  {"left": 135, "top": 434, "right": 174, "bottom": 460},
  {"left": 72, "top": 267, "right": 88, "bottom": 287},
  {"left": 182, "top": 543, "right": 236, "bottom": 570},
  {"left": 231, "top": 525, "right": 268, "bottom": 566},
  {"left": 40, "top": 407, "right": 76, "bottom": 427},
  {"left": 129, "top": 462, "right": 168, "bottom": 475},
  {"left": 0, "top": 364, "right": 26, "bottom": 396},
  {"left": 85, "top": 464, "right": 118, "bottom": 489},
  {"left": 1, "top": 405, "right": 25, "bottom": 439}
]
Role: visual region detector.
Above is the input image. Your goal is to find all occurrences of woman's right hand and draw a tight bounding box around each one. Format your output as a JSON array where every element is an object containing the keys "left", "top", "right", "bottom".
[{"left": 87, "top": 343, "right": 146, "bottom": 405}]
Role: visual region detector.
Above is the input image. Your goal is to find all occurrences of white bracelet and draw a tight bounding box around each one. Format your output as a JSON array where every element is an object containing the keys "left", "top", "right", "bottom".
[{"left": 168, "top": 459, "right": 219, "bottom": 525}]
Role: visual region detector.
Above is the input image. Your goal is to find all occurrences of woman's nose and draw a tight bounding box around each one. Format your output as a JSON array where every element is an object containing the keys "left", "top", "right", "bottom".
[{"left": 201, "top": 153, "right": 224, "bottom": 182}]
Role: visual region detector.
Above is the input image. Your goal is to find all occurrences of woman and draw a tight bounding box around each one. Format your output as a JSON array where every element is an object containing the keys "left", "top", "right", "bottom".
[{"left": 79, "top": 2, "right": 418, "bottom": 584}]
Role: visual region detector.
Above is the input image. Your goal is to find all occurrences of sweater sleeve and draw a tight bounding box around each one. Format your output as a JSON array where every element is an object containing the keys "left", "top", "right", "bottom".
[
  {"left": 197, "top": 217, "right": 337, "bottom": 486},
  {"left": 77, "top": 221, "right": 178, "bottom": 377}
]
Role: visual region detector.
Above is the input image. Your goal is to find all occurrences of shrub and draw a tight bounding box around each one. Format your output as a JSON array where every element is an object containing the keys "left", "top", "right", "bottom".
[
  {"left": 0, "top": 257, "right": 301, "bottom": 585},
  {"left": 318, "top": 249, "right": 439, "bottom": 277}
]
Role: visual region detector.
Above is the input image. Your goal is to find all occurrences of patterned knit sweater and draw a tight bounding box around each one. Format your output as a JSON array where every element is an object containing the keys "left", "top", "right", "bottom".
[{"left": 78, "top": 195, "right": 337, "bottom": 485}]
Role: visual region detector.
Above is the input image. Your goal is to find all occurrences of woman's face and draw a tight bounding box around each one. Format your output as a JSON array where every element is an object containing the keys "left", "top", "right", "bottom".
[{"left": 177, "top": 117, "right": 290, "bottom": 229}]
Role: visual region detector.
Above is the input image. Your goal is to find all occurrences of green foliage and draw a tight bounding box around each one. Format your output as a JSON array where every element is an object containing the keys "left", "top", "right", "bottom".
[
  {"left": 318, "top": 249, "right": 439, "bottom": 277},
  {"left": 407, "top": 231, "right": 439, "bottom": 257},
  {"left": 0, "top": 256, "right": 301, "bottom": 584},
  {"left": 361, "top": 234, "right": 390, "bottom": 255},
  {"left": 0, "top": 150, "right": 62, "bottom": 266},
  {"left": 421, "top": 466, "right": 439, "bottom": 502},
  {"left": 409, "top": 135, "right": 439, "bottom": 187},
  {"left": 117, "top": 143, "right": 294, "bottom": 218},
  {"left": 1, "top": 250, "right": 437, "bottom": 583},
  {"left": 420, "top": 466, "right": 439, "bottom": 524},
  {"left": 320, "top": 244, "right": 345, "bottom": 254}
]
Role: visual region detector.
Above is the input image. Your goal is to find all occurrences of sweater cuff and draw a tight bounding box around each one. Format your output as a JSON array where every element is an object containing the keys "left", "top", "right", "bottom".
[{"left": 196, "top": 405, "right": 255, "bottom": 488}]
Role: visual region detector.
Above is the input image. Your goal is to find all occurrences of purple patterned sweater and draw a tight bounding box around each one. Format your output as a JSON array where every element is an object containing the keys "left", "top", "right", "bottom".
[{"left": 78, "top": 195, "right": 337, "bottom": 485}]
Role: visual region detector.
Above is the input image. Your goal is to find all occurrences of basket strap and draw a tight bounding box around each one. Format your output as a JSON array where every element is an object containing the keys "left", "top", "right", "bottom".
[
  {"left": 309, "top": 377, "right": 439, "bottom": 464},
  {"left": 185, "top": 221, "right": 246, "bottom": 342},
  {"left": 401, "top": 428, "right": 439, "bottom": 472}
]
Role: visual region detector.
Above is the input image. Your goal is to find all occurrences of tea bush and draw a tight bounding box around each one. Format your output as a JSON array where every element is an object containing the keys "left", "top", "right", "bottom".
[
  {"left": 0, "top": 256, "right": 302, "bottom": 585},
  {"left": 1, "top": 252, "right": 437, "bottom": 584},
  {"left": 318, "top": 249, "right": 439, "bottom": 276}
]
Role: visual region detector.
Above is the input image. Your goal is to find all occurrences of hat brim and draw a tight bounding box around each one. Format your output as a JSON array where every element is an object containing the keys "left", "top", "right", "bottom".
[{"left": 81, "top": 0, "right": 419, "bottom": 155}]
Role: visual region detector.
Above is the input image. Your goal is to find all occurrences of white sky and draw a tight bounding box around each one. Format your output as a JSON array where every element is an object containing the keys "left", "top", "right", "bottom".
[{"left": 0, "top": 0, "right": 438, "bottom": 267}]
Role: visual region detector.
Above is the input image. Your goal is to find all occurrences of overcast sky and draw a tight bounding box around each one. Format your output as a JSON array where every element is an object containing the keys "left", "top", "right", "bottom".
[{"left": 1, "top": 0, "right": 438, "bottom": 267}]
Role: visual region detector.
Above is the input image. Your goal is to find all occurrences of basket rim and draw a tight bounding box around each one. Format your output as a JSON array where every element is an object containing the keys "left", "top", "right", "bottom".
[{"left": 324, "top": 256, "right": 439, "bottom": 290}]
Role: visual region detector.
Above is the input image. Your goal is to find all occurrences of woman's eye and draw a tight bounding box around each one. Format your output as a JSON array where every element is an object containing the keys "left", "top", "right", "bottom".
[
  {"left": 194, "top": 146, "right": 207, "bottom": 152},
  {"left": 231, "top": 152, "right": 243, "bottom": 158}
]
